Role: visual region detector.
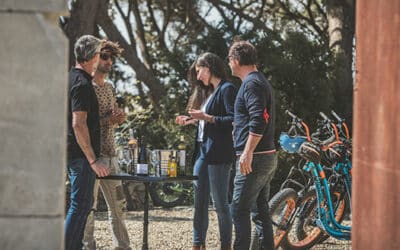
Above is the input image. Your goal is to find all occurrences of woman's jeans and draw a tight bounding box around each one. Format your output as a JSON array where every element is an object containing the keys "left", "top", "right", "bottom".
[
  {"left": 65, "top": 158, "right": 96, "bottom": 250},
  {"left": 193, "top": 147, "right": 232, "bottom": 248},
  {"left": 231, "top": 153, "right": 277, "bottom": 250},
  {"left": 83, "top": 157, "right": 131, "bottom": 250}
]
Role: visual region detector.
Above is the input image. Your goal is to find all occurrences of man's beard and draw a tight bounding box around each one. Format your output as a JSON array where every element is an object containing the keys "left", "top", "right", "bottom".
[{"left": 97, "top": 64, "right": 111, "bottom": 74}]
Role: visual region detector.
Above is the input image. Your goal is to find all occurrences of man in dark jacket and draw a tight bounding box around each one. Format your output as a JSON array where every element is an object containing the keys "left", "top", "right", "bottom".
[{"left": 228, "top": 40, "right": 278, "bottom": 250}]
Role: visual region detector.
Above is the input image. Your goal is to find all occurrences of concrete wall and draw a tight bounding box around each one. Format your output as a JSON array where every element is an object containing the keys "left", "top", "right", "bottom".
[{"left": 0, "top": 1, "right": 66, "bottom": 249}]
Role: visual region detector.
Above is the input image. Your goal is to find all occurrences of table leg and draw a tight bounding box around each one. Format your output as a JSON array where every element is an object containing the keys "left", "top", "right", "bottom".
[{"left": 142, "top": 182, "right": 149, "bottom": 250}]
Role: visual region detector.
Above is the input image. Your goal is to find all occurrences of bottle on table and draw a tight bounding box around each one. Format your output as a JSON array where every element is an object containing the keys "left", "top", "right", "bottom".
[
  {"left": 169, "top": 155, "right": 177, "bottom": 177},
  {"left": 177, "top": 135, "right": 186, "bottom": 176},
  {"left": 127, "top": 128, "right": 137, "bottom": 175},
  {"left": 167, "top": 152, "right": 171, "bottom": 176},
  {"left": 136, "top": 137, "right": 149, "bottom": 176},
  {"left": 160, "top": 150, "right": 168, "bottom": 176}
]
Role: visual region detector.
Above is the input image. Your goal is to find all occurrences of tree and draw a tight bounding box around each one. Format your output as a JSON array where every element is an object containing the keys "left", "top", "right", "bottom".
[
  {"left": 62, "top": 0, "right": 204, "bottom": 108},
  {"left": 326, "top": 0, "right": 355, "bottom": 123},
  {"left": 62, "top": 0, "right": 207, "bottom": 209},
  {"left": 61, "top": 0, "right": 356, "bottom": 198}
]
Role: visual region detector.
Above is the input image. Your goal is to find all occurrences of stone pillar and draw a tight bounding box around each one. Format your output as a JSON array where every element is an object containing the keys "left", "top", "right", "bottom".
[
  {"left": 0, "top": 1, "right": 66, "bottom": 249},
  {"left": 353, "top": 1, "right": 400, "bottom": 249}
]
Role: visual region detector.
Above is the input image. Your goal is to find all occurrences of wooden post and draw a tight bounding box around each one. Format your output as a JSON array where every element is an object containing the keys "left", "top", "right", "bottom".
[{"left": 353, "top": 1, "right": 400, "bottom": 249}]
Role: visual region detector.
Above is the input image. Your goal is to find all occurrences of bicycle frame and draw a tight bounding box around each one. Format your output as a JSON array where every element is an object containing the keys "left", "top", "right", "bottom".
[
  {"left": 334, "top": 158, "right": 352, "bottom": 197},
  {"left": 303, "top": 161, "right": 351, "bottom": 240}
]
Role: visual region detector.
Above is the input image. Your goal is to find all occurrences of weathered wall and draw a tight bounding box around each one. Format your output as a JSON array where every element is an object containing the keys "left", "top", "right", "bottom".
[
  {"left": 353, "top": 1, "right": 400, "bottom": 249},
  {"left": 0, "top": 2, "right": 67, "bottom": 249}
]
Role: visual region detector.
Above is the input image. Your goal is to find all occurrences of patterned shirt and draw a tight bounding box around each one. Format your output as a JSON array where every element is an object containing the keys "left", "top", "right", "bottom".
[{"left": 92, "top": 81, "right": 118, "bottom": 157}]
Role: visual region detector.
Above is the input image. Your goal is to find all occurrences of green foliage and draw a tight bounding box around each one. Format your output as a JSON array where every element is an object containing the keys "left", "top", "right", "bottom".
[
  {"left": 260, "top": 32, "right": 334, "bottom": 129},
  {"left": 106, "top": 0, "right": 351, "bottom": 191}
]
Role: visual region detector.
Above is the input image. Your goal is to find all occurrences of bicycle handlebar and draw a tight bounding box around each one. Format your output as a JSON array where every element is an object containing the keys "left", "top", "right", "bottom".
[
  {"left": 285, "top": 110, "right": 299, "bottom": 120},
  {"left": 285, "top": 110, "right": 311, "bottom": 141},
  {"left": 331, "top": 110, "right": 344, "bottom": 123},
  {"left": 283, "top": 111, "right": 348, "bottom": 153},
  {"left": 314, "top": 112, "right": 342, "bottom": 149},
  {"left": 319, "top": 112, "right": 330, "bottom": 122},
  {"left": 330, "top": 110, "right": 350, "bottom": 139}
]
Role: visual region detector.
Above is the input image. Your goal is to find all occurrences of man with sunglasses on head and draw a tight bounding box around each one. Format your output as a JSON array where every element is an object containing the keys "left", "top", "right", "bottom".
[
  {"left": 82, "top": 40, "right": 131, "bottom": 250},
  {"left": 65, "top": 35, "right": 110, "bottom": 250}
]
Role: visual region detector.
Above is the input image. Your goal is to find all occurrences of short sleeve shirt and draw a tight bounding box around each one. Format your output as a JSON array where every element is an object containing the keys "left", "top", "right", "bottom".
[
  {"left": 67, "top": 68, "right": 101, "bottom": 159},
  {"left": 93, "top": 81, "right": 118, "bottom": 157}
]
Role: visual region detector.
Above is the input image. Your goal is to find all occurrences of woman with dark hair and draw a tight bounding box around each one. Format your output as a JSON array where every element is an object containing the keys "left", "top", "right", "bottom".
[{"left": 176, "top": 52, "right": 237, "bottom": 250}]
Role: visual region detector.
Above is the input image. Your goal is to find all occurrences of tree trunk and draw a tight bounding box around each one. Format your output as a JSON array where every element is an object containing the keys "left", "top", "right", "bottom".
[
  {"left": 326, "top": 0, "right": 355, "bottom": 125},
  {"left": 95, "top": 0, "right": 166, "bottom": 107},
  {"left": 63, "top": 0, "right": 166, "bottom": 106},
  {"left": 64, "top": 0, "right": 100, "bottom": 68},
  {"left": 63, "top": 0, "right": 148, "bottom": 210}
]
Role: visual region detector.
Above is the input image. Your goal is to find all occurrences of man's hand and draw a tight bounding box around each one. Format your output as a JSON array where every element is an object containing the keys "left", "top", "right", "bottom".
[
  {"left": 239, "top": 134, "right": 262, "bottom": 175},
  {"left": 90, "top": 161, "right": 110, "bottom": 177},
  {"left": 110, "top": 109, "right": 126, "bottom": 125},
  {"left": 239, "top": 151, "right": 253, "bottom": 175}
]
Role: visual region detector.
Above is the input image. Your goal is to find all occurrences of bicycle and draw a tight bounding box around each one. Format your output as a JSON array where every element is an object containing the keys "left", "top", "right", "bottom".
[{"left": 269, "top": 110, "right": 351, "bottom": 249}]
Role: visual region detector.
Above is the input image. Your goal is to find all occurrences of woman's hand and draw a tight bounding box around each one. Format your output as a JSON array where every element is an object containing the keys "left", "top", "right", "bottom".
[
  {"left": 175, "top": 115, "right": 197, "bottom": 126},
  {"left": 188, "top": 109, "right": 205, "bottom": 120},
  {"left": 189, "top": 109, "right": 214, "bottom": 123}
]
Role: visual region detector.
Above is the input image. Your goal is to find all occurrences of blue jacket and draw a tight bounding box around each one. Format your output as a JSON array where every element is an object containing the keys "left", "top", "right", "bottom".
[{"left": 195, "top": 80, "right": 237, "bottom": 164}]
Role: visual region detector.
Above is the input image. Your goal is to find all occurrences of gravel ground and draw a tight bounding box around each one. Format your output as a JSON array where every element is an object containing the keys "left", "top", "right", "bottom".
[{"left": 93, "top": 207, "right": 351, "bottom": 250}]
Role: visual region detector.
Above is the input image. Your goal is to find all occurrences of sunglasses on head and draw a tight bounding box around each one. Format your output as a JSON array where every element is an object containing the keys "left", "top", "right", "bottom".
[{"left": 100, "top": 53, "right": 115, "bottom": 61}]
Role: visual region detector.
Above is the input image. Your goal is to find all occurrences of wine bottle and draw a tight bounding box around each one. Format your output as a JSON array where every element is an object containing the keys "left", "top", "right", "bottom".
[
  {"left": 167, "top": 151, "right": 173, "bottom": 176},
  {"left": 178, "top": 135, "right": 186, "bottom": 176},
  {"left": 169, "top": 156, "right": 177, "bottom": 177},
  {"left": 127, "top": 129, "right": 137, "bottom": 175},
  {"left": 136, "top": 137, "right": 149, "bottom": 176},
  {"left": 131, "top": 130, "right": 139, "bottom": 164}
]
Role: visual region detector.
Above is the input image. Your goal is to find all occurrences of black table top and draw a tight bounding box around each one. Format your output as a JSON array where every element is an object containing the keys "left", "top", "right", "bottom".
[{"left": 98, "top": 173, "right": 198, "bottom": 182}]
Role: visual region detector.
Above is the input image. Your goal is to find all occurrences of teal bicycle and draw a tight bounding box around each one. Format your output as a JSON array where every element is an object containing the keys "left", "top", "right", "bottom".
[{"left": 269, "top": 111, "right": 351, "bottom": 249}]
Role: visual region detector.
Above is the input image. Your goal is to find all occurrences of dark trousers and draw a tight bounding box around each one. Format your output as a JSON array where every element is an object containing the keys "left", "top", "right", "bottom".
[{"left": 65, "top": 158, "right": 96, "bottom": 250}]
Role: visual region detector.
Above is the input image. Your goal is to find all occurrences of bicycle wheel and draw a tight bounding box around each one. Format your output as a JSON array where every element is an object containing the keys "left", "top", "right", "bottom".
[
  {"left": 268, "top": 188, "right": 298, "bottom": 249},
  {"left": 282, "top": 189, "right": 322, "bottom": 250},
  {"left": 149, "top": 182, "right": 189, "bottom": 208},
  {"left": 283, "top": 188, "right": 348, "bottom": 250}
]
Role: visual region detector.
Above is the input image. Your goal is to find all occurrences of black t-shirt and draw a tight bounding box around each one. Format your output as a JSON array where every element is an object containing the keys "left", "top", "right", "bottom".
[{"left": 67, "top": 67, "right": 100, "bottom": 159}]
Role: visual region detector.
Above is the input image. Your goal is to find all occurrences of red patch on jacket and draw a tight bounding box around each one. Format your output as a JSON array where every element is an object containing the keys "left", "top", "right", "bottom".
[{"left": 263, "top": 108, "right": 269, "bottom": 124}]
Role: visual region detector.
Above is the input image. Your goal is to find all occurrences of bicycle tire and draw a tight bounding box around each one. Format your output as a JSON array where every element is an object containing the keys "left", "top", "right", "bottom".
[
  {"left": 149, "top": 182, "right": 189, "bottom": 208},
  {"left": 282, "top": 189, "right": 322, "bottom": 250},
  {"left": 268, "top": 188, "right": 298, "bottom": 249},
  {"left": 282, "top": 188, "right": 348, "bottom": 250}
]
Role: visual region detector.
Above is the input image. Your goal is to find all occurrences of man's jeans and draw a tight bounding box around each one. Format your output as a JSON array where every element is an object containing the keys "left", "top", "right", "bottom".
[
  {"left": 231, "top": 153, "right": 277, "bottom": 250},
  {"left": 83, "top": 157, "right": 131, "bottom": 250},
  {"left": 193, "top": 147, "right": 233, "bottom": 248},
  {"left": 65, "top": 158, "right": 96, "bottom": 250}
]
